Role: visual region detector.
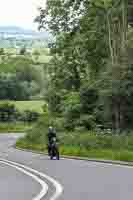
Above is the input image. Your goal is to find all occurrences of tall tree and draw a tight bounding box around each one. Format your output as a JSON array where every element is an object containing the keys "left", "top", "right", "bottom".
[
  {"left": 36, "top": 0, "right": 110, "bottom": 88},
  {"left": 101, "top": 0, "right": 129, "bottom": 132},
  {"left": 36, "top": 0, "right": 130, "bottom": 132}
]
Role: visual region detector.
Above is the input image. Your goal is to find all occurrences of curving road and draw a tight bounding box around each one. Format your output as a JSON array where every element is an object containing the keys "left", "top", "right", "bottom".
[
  {"left": 0, "top": 134, "right": 133, "bottom": 200},
  {"left": 0, "top": 161, "right": 41, "bottom": 200}
]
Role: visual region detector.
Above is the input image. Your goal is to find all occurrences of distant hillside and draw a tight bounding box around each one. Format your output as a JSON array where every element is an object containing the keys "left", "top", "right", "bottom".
[
  {"left": 0, "top": 26, "right": 24, "bottom": 33},
  {"left": 0, "top": 26, "right": 50, "bottom": 39}
]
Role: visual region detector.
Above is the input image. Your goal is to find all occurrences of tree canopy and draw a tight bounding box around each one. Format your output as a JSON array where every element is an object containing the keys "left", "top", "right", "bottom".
[{"left": 35, "top": 0, "right": 130, "bottom": 133}]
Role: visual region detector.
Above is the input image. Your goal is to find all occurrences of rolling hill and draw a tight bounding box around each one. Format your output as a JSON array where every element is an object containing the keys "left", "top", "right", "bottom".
[{"left": 0, "top": 26, "right": 49, "bottom": 39}]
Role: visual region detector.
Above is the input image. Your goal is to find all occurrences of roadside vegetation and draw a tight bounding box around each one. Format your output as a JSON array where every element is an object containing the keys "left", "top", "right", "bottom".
[
  {"left": 16, "top": 120, "right": 133, "bottom": 162},
  {"left": 16, "top": 114, "right": 133, "bottom": 162},
  {"left": 0, "top": 122, "right": 32, "bottom": 133},
  {"left": 6, "top": 101, "right": 45, "bottom": 113},
  {"left": 16, "top": 0, "right": 133, "bottom": 162},
  {"left": 2, "top": 0, "right": 133, "bottom": 162},
  {"left": 0, "top": 101, "right": 44, "bottom": 133}
]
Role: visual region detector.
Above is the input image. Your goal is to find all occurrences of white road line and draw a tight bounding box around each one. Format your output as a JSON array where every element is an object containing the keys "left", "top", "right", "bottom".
[
  {"left": 0, "top": 161, "right": 48, "bottom": 200},
  {"left": 1, "top": 158, "right": 63, "bottom": 200}
]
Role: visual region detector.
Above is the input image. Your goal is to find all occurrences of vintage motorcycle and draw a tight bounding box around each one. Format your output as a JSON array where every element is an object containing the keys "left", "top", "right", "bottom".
[{"left": 49, "top": 137, "right": 60, "bottom": 160}]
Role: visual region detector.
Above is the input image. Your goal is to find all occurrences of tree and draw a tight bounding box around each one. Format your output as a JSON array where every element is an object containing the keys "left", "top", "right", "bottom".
[
  {"left": 19, "top": 47, "right": 27, "bottom": 55},
  {"left": 128, "top": 0, "right": 133, "bottom": 26},
  {"left": 0, "top": 102, "right": 16, "bottom": 122},
  {"left": 0, "top": 73, "right": 30, "bottom": 100},
  {"left": 32, "top": 49, "right": 40, "bottom": 63},
  {"left": 36, "top": 0, "right": 109, "bottom": 86},
  {"left": 103, "top": 0, "right": 128, "bottom": 132},
  {"left": 36, "top": 0, "right": 130, "bottom": 132},
  {"left": 0, "top": 48, "right": 4, "bottom": 55}
]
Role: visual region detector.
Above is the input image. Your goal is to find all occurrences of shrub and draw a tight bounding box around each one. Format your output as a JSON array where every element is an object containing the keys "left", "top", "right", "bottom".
[
  {"left": 0, "top": 102, "right": 17, "bottom": 122},
  {"left": 78, "top": 115, "right": 96, "bottom": 130},
  {"left": 45, "top": 88, "right": 63, "bottom": 113},
  {"left": 16, "top": 110, "right": 40, "bottom": 123},
  {"left": 23, "top": 110, "right": 40, "bottom": 122},
  {"left": 63, "top": 92, "right": 81, "bottom": 130},
  {"left": 80, "top": 85, "right": 98, "bottom": 113}
]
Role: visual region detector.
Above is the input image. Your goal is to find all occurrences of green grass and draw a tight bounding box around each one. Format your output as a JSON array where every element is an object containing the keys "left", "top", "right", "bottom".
[
  {"left": 16, "top": 138, "right": 46, "bottom": 151},
  {"left": 0, "top": 100, "right": 45, "bottom": 113},
  {"left": 32, "top": 55, "right": 52, "bottom": 64},
  {"left": 15, "top": 123, "right": 133, "bottom": 162},
  {"left": 15, "top": 115, "right": 133, "bottom": 162},
  {"left": 0, "top": 56, "right": 34, "bottom": 73},
  {"left": 59, "top": 146, "right": 133, "bottom": 162},
  {"left": 13, "top": 100, "right": 45, "bottom": 113},
  {"left": 0, "top": 100, "right": 46, "bottom": 132},
  {"left": 4, "top": 48, "right": 17, "bottom": 55},
  {"left": 16, "top": 140, "right": 133, "bottom": 162},
  {"left": 0, "top": 122, "right": 32, "bottom": 133},
  {"left": 38, "top": 55, "right": 52, "bottom": 63}
]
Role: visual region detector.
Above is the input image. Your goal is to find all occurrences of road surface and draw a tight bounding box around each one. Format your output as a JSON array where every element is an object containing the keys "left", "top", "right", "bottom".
[{"left": 0, "top": 133, "right": 133, "bottom": 200}]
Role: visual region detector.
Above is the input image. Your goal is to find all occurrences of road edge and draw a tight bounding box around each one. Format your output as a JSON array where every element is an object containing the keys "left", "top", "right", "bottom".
[{"left": 15, "top": 146, "right": 133, "bottom": 167}]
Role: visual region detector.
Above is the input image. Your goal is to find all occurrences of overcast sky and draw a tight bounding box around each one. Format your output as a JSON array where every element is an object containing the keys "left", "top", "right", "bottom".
[{"left": 0, "top": 0, "right": 45, "bottom": 30}]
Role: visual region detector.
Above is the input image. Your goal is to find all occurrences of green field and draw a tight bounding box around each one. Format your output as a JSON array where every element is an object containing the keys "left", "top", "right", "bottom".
[
  {"left": 0, "top": 100, "right": 46, "bottom": 113},
  {"left": 12, "top": 100, "right": 45, "bottom": 113},
  {"left": 0, "top": 122, "right": 32, "bottom": 133},
  {"left": 0, "top": 47, "right": 52, "bottom": 73},
  {"left": 32, "top": 55, "right": 52, "bottom": 64},
  {"left": 38, "top": 55, "right": 52, "bottom": 63},
  {"left": 0, "top": 56, "right": 34, "bottom": 73}
]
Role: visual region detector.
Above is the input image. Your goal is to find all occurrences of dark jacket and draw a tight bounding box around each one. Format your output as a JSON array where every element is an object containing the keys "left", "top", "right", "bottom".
[{"left": 48, "top": 128, "right": 56, "bottom": 144}]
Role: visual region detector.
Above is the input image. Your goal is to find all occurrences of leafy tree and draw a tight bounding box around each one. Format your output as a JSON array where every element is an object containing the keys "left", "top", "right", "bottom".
[
  {"left": 35, "top": 0, "right": 130, "bottom": 132},
  {"left": 36, "top": 0, "right": 110, "bottom": 88},
  {"left": 19, "top": 47, "right": 27, "bottom": 55},
  {"left": 32, "top": 49, "right": 40, "bottom": 62},
  {"left": 0, "top": 48, "right": 4, "bottom": 55},
  {"left": 0, "top": 73, "right": 30, "bottom": 100},
  {"left": 0, "top": 102, "right": 17, "bottom": 122}
]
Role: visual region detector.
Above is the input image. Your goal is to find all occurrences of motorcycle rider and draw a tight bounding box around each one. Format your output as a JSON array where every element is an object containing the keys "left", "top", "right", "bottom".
[{"left": 47, "top": 126, "right": 57, "bottom": 155}]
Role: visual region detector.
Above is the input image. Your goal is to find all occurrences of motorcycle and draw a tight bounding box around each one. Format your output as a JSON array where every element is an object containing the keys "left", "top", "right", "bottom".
[{"left": 49, "top": 137, "right": 60, "bottom": 160}]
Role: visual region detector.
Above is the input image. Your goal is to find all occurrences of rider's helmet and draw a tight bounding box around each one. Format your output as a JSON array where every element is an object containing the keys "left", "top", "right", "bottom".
[
  {"left": 48, "top": 126, "right": 53, "bottom": 133},
  {"left": 49, "top": 126, "right": 53, "bottom": 129},
  {"left": 52, "top": 137, "right": 56, "bottom": 142}
]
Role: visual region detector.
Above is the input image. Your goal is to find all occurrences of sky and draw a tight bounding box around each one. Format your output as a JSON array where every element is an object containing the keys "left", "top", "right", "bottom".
[{"left": 0, "top": 0, "right": 45, "bottom": 30}]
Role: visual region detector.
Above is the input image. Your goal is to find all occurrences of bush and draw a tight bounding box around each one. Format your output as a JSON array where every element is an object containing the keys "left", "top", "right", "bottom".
[
  {"left": 78, "top": 115, "right": 96, "bottom": 130},
  {"left": 63, "top": 92, "right": 81, "bottom": 130},
  {"left": 45, "top": 88, "right": 63, "bottom": 113},
  {"left": 25, "top": 114, "right": 49, "bottom": 144},
  {"left": 49, "top": 117, "right": 65, "bottom": 131},
  {"left": 80, "top": 85, "right": 98, "bottom": 113},
  {"left": 22, "top": 110, "right": 40, "bottom": 122},
  {"left": 0, "top": 102, "right": 17, "bottom": 122},
  {"left": 64, "top": 104, "right": 81, "bottom": 130},
  {"left": 0, "top": 101, "right": 41, "bottom": 123},
  {"left": 0, "top": 122, "right": 32, "bottom": 133}
]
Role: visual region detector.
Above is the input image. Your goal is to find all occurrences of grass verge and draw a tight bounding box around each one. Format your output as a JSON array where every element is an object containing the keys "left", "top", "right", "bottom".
[
  {"left": 0, "top": 100, "right": 45, "bottom": 113},
  {"left": 0, "top": 122, "right": 32, "bottom": 133},
  {"left": 16, "top": 139, "right": 133, "bottom": 162},
  {"left": 16, "top": 138, "right": 46, "bottom": 151}
]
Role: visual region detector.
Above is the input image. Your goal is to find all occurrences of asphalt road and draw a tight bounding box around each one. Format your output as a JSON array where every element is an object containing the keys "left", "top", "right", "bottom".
[
  {"left": 0, "top": 162, "right": 41, "bottom": 200},
  {"left": 0, "top": 133, "right": 133, "bottom": 200}
]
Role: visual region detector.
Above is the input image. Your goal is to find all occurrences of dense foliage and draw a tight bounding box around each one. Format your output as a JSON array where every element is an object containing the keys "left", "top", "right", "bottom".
[
  {"left": 0, "top": 50, "right": 49, "bottom": 100},
  {"left": 35, "top": 0, "right": 130, "bottom": 133},
  {"left": 16, "top": 0, "right": 133, "bottom": 162},
  {"left": 0, "top": 102, "right": 40, "bottom": 123}
]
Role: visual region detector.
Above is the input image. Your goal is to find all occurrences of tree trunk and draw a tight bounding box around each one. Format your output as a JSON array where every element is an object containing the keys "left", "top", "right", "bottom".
[
  {"left": 119, "top": 102, "right": 125, "bottom": 131},
  {"left": 107, "top": 0, "right": 128, "bottom": 132},
  {"left": 114, "top": 103, "right": 120, "bottom": 133}
]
